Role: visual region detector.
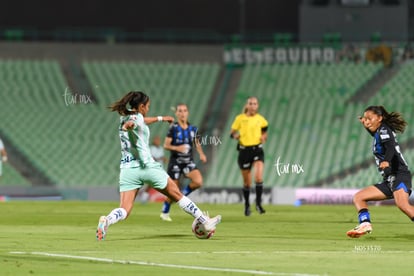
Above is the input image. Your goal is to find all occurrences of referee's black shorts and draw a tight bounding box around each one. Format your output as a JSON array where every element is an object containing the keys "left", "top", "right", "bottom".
[{"left": 237, "top": 144, "right": 264, "bottom": 170}]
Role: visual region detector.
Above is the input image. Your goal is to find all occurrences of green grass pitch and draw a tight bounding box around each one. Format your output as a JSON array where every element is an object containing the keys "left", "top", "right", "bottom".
[{"left": 1, "top": 201, "right": 414, "bottom": 275}]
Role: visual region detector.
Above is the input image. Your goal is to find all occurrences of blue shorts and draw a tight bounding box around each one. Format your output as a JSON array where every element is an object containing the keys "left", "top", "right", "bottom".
[{"left": 119, "top": 162, "right": 168, "bottom": 192}]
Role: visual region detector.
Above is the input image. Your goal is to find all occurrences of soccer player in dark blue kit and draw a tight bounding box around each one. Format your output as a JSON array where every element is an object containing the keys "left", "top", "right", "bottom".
[
  {"left": 160, "top": 103, "right": 207, "bottom": 221},
  {"left": 347, "top": 105, "right": 414, "bottom": 238}
]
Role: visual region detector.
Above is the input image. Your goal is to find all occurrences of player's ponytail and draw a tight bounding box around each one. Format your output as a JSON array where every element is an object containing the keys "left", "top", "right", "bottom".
[
  {"left": 109, "top": 91, "right": 150, "bottom": 116},
  {"left": 365, "top": 105, "right": 407, "bottom": 133}
]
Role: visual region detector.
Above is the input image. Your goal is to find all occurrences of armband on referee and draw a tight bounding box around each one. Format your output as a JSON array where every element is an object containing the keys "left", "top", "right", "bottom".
[{"left": 157, "top": 116, "right": 163, "bottom": 122}]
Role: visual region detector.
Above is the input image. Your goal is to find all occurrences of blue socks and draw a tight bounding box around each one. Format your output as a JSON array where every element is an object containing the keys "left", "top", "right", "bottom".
[
  {"left": 182, "top": 185, "right": 192, "bottom": 196},
  {"left": 358, "top": 208, "right": 371, "bottom": 223},
  {"left": 161, "top": 201, "right": 171, "bottom": 214}
]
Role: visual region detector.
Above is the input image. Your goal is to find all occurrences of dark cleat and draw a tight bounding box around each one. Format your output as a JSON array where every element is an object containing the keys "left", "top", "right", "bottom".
[
  {"left": 256, "top": 205, "right": 266, "bottom": 214},
  {"left": 244, "top": 205, "right": 251, "bottom": 216}
]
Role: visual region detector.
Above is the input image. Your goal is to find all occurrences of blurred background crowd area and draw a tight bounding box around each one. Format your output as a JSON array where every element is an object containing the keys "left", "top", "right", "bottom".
[{"left": 1, "top": 0, "right": 414, "bottom": 193}]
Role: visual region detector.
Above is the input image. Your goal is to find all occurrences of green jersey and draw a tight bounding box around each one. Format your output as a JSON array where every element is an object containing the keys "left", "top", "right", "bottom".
[{"left": 119, "top": 113, "right": 155, "bottom": 169}]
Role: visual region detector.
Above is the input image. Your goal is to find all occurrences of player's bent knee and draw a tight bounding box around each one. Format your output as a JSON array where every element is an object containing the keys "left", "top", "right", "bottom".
[
  {"left": 352, "top": 192, "right": 360, "bottom": 202},
  {"left": 395, "top": 196, "right": 410, "bottom": 208},
  {"left": 193, "top": 179, "right": 203, "bottom": 188},
  {"left": 352, "top": 192, "right": 365, "bottom": 204},
  {"left": 352, "top": 196, "right": 358, "bottom": 205}
]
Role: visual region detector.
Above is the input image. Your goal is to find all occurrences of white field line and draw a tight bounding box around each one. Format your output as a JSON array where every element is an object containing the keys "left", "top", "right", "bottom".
[
  {"left": 171, "top": 250, "right": 414, "bottom": 254},
  {"left": 9, "top": 251, "right": 324, "bottom": 276}
]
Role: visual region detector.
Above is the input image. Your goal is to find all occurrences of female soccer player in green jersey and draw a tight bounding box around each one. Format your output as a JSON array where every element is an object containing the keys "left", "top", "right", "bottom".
[{"left": 96, "top": 91, "right": 221, "bottom": 241}]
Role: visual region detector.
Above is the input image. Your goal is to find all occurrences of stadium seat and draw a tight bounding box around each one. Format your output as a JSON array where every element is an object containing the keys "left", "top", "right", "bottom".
[
  {"left": 0, "top": 59, "right": 220, "bottom": 187},
  {"left": 205, "top": 62, "right": 383, "bottom": 187},
  {"left": 3, "top": 57, "right": 414, "bottom": 190}
]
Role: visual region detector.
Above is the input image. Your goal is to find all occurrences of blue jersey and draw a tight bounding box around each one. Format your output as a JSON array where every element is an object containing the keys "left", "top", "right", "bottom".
[
  {"left": 166, "top": 122, "right": 198, "bottom": 163},
  {"left": 370, "top": 123, "right": 409, "bottom": 175}
]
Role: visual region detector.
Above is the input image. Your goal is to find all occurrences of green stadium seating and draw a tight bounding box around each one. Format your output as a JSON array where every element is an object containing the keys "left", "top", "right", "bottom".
[
  {"left": 367, "top": 61, "right": 414, "bottom": 143},
  {"left": 2, "top": 57, "right": 414, "bottom": 190},
  {"left": 0, "top": 59, "right": 219, "bottom": 187},
  {"left": 82, "top": 61, "right": 220, "bottom": 140},
  {"left": 0, "top": 162, "right": 31, "bottom": 186},
  {"left": 332, "top": 61, "right": 414, "bottom": 188},
  {"left": 205, "top": 62, "right": 383, "bottom": 188}
]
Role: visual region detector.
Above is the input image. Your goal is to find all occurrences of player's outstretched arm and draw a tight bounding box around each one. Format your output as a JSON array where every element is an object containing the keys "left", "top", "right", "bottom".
[
  {"left": 195, "top": 139, "right": 207, "bottom": 163},
  {"left": 144, "top": 116, "right": 174, "bottom": 125},
  {"left": 164, "top": 136, "right": 187, "bottom": 153}
]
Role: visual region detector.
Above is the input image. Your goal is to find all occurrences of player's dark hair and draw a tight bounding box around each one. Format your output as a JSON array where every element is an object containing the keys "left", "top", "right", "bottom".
[
  {"left": 365, "top": 105, "right": 407, "bottom": 133},
  {"left": 109, "top": 91, "right": 149, "bottom": 116}
]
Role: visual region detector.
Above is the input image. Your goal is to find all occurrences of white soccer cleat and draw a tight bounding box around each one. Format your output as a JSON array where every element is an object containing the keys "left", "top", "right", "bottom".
[
  {"left": 96, "top": 216, "right": 108, "bottom": 241},
  {"left": 160, "top": 213, "right": 173, "bottom": 222},
  {"left": 203, "top": 215, "right": 222, "bottom": 232},
  {"left": 346, "top": 222, "right": 372, "bottom": 238}
]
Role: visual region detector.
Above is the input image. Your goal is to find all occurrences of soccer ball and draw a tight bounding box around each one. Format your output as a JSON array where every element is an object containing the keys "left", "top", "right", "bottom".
[{"left": 192, "top": 218, "right": 215, "bottom": 239}]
